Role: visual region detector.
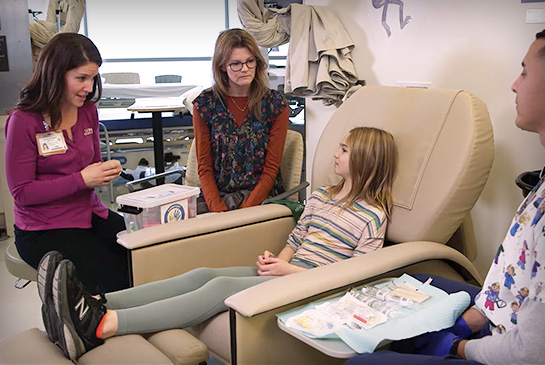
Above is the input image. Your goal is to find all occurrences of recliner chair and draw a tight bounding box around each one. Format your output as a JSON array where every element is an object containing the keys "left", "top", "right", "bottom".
[
  {"left": 115, "top": 85, "right": 494, "bottom": 364},
  {"left": 156, "top": 74, "right": 183, "bottom": 83},
  {"left": 101, "top": 72, "right": 140, "bottom": 84}
]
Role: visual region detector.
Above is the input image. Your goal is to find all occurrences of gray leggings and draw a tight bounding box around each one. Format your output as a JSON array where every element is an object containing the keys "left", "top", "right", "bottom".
[{"left": 105, "top": 267, "right": 274, "bottom": 335}]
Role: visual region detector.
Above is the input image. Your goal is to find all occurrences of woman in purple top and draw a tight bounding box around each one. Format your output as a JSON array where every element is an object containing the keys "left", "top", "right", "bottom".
[{"left": 4, "top": 33, "right": 129, "bottom": 294}]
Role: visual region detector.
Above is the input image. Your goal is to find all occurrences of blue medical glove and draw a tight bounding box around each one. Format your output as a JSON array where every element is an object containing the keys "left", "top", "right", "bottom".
[
  {"left": 448, "top": 316, "right": 472, "bottom": 338},
  {"left": 412, "top": 330, "right": 459, "bottom": 357}
]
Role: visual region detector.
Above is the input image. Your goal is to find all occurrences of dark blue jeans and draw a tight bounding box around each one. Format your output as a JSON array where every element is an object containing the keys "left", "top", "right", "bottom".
[{"left": 345, "top": 274, "right": 488, "bottom": 365}]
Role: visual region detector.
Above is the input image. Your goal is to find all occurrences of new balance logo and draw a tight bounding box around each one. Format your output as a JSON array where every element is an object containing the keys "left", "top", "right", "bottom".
[{"left": 75, "top": 297, "right": 89, "bottom": 321}]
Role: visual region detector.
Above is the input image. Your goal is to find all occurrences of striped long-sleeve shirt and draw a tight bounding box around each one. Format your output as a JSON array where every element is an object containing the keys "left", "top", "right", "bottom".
[{"left": 287, "top": 187, "right": 386, "bottom": 268}]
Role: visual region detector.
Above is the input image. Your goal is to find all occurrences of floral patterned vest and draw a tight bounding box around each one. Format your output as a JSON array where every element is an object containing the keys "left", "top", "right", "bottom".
[{"left": 193, "top": 89, "right": 286, "bottom": 195}]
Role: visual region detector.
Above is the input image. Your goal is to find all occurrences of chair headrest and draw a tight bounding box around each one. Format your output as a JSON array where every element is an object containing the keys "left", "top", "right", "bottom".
[{"left": 312, "top": 86, "right": 494, "bottom": 244}]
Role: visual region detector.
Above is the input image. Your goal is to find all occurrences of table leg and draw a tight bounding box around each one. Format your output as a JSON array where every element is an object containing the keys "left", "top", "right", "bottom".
[{"left": 152, "top": 111, "right": 165, "bottom": 185}]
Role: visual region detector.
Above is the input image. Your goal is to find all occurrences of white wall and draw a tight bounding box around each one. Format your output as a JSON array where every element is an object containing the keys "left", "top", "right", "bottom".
[{"left": 304, "top": 0, "right": 545, "bottom": 278}]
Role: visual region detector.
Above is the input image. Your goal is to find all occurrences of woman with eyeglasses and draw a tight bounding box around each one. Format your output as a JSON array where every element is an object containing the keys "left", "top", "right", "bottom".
[{"left": 192, "top": 28, "right": 290, "bottom": 213}]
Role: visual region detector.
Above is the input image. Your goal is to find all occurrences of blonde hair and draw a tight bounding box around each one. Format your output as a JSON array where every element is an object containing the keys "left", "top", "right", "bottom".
[
  {"left": 211, "top": 28, "right": 269, "bottom": 121},
  {"left": 328, "top": 127, "right": 398, "bottom": 220}
]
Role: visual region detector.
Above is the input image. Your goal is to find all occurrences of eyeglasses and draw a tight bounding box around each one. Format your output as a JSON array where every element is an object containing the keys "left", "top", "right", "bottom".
[{"left": 227, "top": 58, "right": 257, "bottom": 72}]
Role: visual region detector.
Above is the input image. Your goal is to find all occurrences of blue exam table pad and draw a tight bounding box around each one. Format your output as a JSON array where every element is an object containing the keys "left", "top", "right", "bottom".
[{"left": 276, "top": 273, "right": 470, "bottom": 355}]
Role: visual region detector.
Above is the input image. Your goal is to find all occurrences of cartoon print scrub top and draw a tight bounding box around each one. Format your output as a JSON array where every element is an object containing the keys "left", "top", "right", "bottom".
[{"left": 475, "top": 177, "right": 545, "bottom": 334}]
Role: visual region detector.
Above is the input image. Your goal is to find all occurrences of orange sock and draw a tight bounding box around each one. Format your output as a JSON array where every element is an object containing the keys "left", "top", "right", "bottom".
[{"left": 95, "top": 313, "right": 107, "bottom": 339}]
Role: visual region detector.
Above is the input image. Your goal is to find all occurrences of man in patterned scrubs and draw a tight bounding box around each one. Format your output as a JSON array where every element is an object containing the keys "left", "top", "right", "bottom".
[{"left": 346, "top": 30, "right": 545, "bottom": 365}]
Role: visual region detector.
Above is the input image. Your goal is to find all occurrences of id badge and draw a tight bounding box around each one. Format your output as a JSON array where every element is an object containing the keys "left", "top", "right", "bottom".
[{"left": 36, "top": 131, "right": 68, "bottom": 156}]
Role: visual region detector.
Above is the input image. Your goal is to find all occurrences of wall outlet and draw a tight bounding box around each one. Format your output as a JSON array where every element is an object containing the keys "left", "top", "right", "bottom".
[{"left": 396, "top": 81, "right": 432, "bottom": 89}]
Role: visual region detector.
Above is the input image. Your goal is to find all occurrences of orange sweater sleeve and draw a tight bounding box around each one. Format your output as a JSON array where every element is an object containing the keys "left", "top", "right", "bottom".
[
  {"left": 192, "top": 111, "right": 228, "bottom": 212},
  {"left": 241, "top": 105, "right": 290, "bottom": 208}
]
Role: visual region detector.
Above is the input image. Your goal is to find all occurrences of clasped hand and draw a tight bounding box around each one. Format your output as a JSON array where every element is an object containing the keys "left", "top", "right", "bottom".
[
  {"left": 257, "top": 250, "right": 298, "bottom": 276},
  {"left": 81, "top": 159, "right": 122, "bottom": 188}
]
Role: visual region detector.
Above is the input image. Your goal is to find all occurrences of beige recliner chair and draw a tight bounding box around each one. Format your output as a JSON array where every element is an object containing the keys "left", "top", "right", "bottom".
[
  {"left": 116, "top": 85, "right": 494, "bottom": 364},
  {"left": 101, "top": 72, "right": 140, "bottom": 84}
]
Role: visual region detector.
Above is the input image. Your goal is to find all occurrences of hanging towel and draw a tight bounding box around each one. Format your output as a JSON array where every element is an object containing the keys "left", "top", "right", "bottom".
[
  {"left": 237, "top": 0, "right": 361, "bottom": 107},
  {"left": 29, "top": 0, "right": 86, "bottom": 66},
  {"left": 237, "top": 0, "right": 291, "bottom": 47}
]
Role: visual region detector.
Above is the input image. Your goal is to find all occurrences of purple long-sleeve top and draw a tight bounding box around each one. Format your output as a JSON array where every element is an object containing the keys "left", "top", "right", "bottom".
[{"left": 4, "top": 103, "right": 108, "bottom": 231}]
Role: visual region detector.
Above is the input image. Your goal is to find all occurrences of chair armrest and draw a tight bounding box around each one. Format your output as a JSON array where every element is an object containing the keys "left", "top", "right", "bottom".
[
  {"left": 118, "top": 204, "right": 293, "bottom": 250},
  {"left": 121, "top": 204, "right": 297, "bottom": 285},
  {"left": 225, "top": 241, "right": 482, "bottom": 318},
  {"left": 268, "top": 181, "right": 309, "bottom": 201}
]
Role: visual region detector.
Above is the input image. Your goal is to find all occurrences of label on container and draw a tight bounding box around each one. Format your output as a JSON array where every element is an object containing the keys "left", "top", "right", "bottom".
[{"left": 161, "top": 199, "right": 189, "bottom": 223}]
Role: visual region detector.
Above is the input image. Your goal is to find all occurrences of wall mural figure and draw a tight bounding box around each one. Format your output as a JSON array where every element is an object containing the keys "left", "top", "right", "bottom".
[{"left": 372, "top": 0, "right": 411, "bottom": 37}]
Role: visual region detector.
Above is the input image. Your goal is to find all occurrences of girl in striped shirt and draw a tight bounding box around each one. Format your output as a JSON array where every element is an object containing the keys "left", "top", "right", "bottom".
[
  {"left": 40, "top": 127, "right": 398, "bottom": 360},
  {"left": 259, "top": 126, "right": 398, "bottom": 274}
]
